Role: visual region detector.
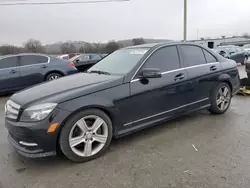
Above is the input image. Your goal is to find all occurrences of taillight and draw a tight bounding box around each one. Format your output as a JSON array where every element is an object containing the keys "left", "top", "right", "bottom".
[{"left": 68, "top": 62, "right": 75, "bottom": 67}]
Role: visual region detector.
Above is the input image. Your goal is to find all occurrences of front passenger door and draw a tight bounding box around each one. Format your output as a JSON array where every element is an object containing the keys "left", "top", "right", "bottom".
[{"left": 126, "top": 46, "right": 190, "bottom": 127}]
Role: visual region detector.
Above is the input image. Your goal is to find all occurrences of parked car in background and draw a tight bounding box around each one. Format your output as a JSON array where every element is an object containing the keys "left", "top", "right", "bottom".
[
  {"left": 5, "top": 42, "right": 240, "bottom": 162},
  {"left": 101, "top": 54, "right": 108, "bottom": 58},
  {"left": 69, "top": 53, "right": 103, "bottom": 72},
  {"left": 0, "top": 53, "right": 78, "bottom": 93},
  {"left": 57, "top": 53, "right": 81, "bottom": 60},
  {"left": 57, "top": 54, "right": 69, "bottom": 60},
  {"left": 214, "top": 46, "right": 249, "bottom": 65},
  {"left": 243, "top": 44, "right": 250, "bottom": 54}
]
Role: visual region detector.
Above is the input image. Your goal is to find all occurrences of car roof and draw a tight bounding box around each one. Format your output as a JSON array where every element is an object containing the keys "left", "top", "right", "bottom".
[{"left": 123, "top": 41, "right": 205, "bottom": 49}]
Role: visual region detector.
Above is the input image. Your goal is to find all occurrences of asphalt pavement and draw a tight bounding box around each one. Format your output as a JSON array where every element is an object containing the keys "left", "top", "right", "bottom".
[{"left": 1, "top": 65, "right": 250, "bottom": 188}]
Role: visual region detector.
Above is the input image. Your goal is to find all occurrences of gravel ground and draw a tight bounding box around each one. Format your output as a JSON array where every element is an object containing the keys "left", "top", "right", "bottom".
[{"left": 0, "top": 65, "right": 250, "bottom": 188}]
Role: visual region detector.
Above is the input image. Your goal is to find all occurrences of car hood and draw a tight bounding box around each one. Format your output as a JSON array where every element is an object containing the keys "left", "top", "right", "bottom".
[{"left": 11, "top": 73, "right": 124, "bottom": 107}]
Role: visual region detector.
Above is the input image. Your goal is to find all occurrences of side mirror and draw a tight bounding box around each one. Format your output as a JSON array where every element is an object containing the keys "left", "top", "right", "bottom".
[
  {"left": 229, "top": 52, "right": 235, "bottom": 55},
  {"left": 138, "top": 68, "right": 162, "bottom": 79},
  {"left": 75, "top": 59, "right": 80, "bottom": 63}
]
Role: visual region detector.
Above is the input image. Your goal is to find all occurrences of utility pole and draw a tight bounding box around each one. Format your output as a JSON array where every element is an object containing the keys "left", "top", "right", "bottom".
[{"left": 184, "top": 0, "right": 187, "bottom": 41}]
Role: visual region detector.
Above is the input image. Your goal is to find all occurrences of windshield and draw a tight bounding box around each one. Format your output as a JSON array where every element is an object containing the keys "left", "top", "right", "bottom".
[{"left": 88, "top": 48, "right": 149, "bottom": 75}]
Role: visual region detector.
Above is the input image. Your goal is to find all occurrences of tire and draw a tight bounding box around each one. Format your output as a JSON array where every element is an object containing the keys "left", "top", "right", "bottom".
[
  {"left": 241, "top": 56, "right": 248, "bottom": 65},
  {"left": 209, "top": 82, "right": 232, "bottom": 114},
  {"left": 46, "top": 73, "right": 62, "bottom": 81},
  {"left": 59, "top": 109, "right": 113, "bottom": 162}
]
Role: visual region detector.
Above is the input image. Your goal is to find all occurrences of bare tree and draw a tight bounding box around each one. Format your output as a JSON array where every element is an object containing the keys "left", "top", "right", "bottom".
[
  {"left": 105, "top": 41, "right": 120, "bottom": 54},
  {"left": 132, "top": 38, "right": 145, "bottom": 45},
  {"left": 243, "top": 33, "right": 250, "bottom": 39},
  {"left": 23, "top": 39, "right": 45, "bottom": 53},
  {"left": 0, "top": 45, "right": 24, "bottom": 55},
  {"left": 79, "top": 46, "right": 85, "bottom": 53},
  {"left": 60, "top": 42, "right": 77, "bottom": 54}
]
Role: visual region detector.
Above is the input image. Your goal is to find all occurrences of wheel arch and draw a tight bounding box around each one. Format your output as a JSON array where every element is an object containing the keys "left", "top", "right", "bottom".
[
  {"left": 56, "top": 104, "right": 120, "bottom": 152},
  {"left": 217, "top": 74, "right": 233, "bottom": 91}
]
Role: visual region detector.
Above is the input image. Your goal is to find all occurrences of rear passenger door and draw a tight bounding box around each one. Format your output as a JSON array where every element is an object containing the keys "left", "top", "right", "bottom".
[
  {"left": 179, "top": 45, "right": 222, "bottom": 110},
  {"left": 126, "top": 46, "right": 190, "bottom": 127},
  {"left": 0, "top": 56, "right": 20, "bottom": 92},
  {"left": 19, "top": 55, "right": 49, "bottom": 87}
]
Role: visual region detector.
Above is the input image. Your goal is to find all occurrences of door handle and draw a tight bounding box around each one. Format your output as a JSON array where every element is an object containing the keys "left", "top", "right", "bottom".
[
  {"left": 41, "top": 65, "right": 47, "bottom": 68},
  {"left": 9, "top": 70, "right": 17, "bottom": 74},
  {"left": 210, "top": 65, "right": 217, "bottom": 71},
  {"left": 174, "top": 73, "right": 185, "bottom": 81}
]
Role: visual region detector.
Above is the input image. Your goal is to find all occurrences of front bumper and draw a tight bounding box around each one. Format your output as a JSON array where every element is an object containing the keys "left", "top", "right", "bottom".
[{"left": 5, "top": 107, "right": 71, "bottom": 158}]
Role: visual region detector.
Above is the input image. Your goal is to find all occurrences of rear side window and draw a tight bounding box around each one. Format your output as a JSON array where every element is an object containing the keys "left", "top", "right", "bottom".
[
  {"left": 62, "top": 56, "right": 68, "bottom": 60},
  {"left": 203, "top": 49, "right": 217, "bottom": 63},
  {"left": 79, "top": 55, "right": 90, "bottom": 61},
  {"left": 20, "top": 55, "right": 48, "bottom": 66},
  {"left": 143, "top": 46, "right": 180, "bottom": 72},
  {"left": 180, "top": 45, "right": 206, "bottom": 67},
  {"left": 0, "top": 56, "right": 18, "bottom": 69}
]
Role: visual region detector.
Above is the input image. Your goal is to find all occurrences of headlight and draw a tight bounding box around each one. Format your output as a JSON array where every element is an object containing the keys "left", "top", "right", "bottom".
[{"left": 20, "top": 103, "right": 57, "bottom": 122}]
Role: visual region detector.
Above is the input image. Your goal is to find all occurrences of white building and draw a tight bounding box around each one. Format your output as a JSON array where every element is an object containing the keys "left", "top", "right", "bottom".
[{"left": 190, "top": 36, "right": 250, "bottom": 49}]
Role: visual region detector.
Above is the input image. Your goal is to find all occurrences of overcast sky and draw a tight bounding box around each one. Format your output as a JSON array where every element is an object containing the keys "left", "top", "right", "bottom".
[{"left": 0, "top": 0, "right": 250, "bottom": 45}]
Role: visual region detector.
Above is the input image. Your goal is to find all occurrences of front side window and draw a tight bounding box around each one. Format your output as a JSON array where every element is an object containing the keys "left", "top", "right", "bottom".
[
  {"left": 180, "top": 45, "right": 206, "bottom": 67},
  {"left": 91, "top": 54, "right": 102, "bottom": 61},
  {"left": 88, "top": 48, "right": 149, "bottom": 75},
  {"left": 20, "top": 55, "right": 48, "bottom": 66},
  {"left": 0, "top": 56, "right": 18, "bottom": 69},
  {"left": 142, "top": 46, "right": 180, "bottom": 72}
]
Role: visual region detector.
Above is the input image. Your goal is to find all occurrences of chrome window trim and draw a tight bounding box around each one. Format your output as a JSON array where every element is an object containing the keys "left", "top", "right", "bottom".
[
  {"left": 130, "top": 62, "right": 219, "bottom": 83},
  {"left": 130, "top": 43, "right": 219, "bottom": 82},
  {"left": 124, "top": 98, "right": 209, "bottom": 126},
  {"left": 0, "top": 54, "right": 50, "bottom": 70}
]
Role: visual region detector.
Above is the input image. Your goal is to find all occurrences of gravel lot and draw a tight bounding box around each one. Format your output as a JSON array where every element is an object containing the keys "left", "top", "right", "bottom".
[{"left": 0, "top": 65, "right": 250, "bottom": 188}]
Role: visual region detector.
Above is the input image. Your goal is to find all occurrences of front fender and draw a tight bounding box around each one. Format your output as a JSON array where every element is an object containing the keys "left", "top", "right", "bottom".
[{"left": 57, "top": 95, "right": 122, "bottom": 135}]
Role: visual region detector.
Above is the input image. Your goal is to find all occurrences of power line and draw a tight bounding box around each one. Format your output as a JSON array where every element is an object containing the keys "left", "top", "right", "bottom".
[{"left": 0, "top": 0, "right": 129, "bottom": 6}]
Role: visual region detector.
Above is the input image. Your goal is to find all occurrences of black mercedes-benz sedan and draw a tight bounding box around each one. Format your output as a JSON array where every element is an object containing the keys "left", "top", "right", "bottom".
[{"left": 5, "top": 42, "right": 240, "bottom": 162}]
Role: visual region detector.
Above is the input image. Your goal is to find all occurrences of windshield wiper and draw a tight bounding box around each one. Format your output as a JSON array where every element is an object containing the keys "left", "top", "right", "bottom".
[{"left": 88, "top": 70, "right": 110, "bottom": 75}]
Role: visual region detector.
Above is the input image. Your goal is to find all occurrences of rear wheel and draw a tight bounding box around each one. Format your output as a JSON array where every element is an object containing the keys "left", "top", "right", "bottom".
[
  {"left": 46, "top": 73, "right": 62, "bottom": 81},
  {"left": 59, "top": 109, "right": 112, "bottom": 162},
  {"left": 209, "top": 82, "right": 232, "bottom": 114}
]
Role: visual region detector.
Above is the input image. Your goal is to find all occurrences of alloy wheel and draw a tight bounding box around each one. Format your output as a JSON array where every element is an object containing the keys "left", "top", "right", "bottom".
[
  {"left": 69, "top": 115, "right": 108, "bottom": 157},
  {"left": 216, "top": 86, "right": 230, "bottom": 111},
  {"left": 48, "top": 75, "right": 60, "bottom": 80}
]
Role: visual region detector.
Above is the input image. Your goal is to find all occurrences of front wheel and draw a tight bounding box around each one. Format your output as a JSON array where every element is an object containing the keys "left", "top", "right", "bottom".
[
  {"left": 209, "top": 82, "right": 232, "bottom": 114},
  {"left": 59, "top": 109, "right": 113, "bottom": 162}
]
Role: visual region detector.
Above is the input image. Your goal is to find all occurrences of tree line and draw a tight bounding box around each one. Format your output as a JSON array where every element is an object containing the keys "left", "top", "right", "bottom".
[{"left": 0, "top": 38, "right": 146, "bottom": 55}]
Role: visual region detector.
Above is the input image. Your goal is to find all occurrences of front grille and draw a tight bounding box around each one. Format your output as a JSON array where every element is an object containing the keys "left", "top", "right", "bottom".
[{"left": 5, "top": 100, "right": 21, "bottom": 120}]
